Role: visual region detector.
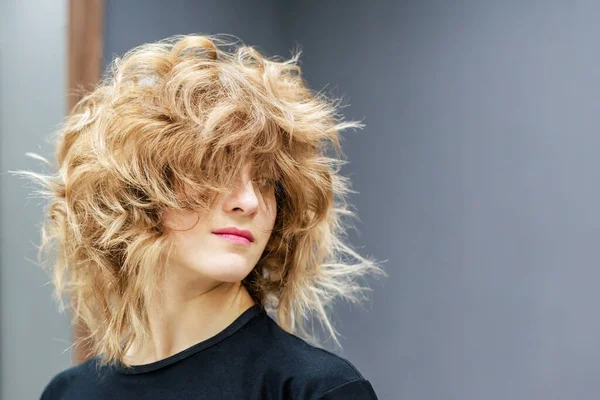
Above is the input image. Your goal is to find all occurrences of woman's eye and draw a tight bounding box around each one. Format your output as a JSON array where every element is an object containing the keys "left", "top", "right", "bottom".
[{"left": 255, "top": 178, "right": 275, "bottom": 188}]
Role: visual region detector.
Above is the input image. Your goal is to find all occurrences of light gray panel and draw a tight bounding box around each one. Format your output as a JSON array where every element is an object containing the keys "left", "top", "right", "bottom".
[{"left": 0, "top": 1, "right": 72, "bottom": 399}]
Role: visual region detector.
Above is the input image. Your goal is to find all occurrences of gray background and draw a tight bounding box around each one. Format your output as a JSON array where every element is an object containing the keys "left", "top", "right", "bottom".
[
  {"left": 1, "top": 1, "right": 72, "bottom": 400},
  {"left": 3, "top": 0, "right": 600, "bottom": 399}
]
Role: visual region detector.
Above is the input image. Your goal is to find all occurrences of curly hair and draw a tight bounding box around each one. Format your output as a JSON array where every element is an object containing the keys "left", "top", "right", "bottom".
[{"left": 11, "top": 34, "right": 387, "bottom": 369}]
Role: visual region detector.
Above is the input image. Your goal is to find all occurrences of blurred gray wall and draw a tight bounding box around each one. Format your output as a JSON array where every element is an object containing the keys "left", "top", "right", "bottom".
[
  {"left": 0, "top": 0, "right": 71, "bottom": 399},
  {"left": 5, "top": 1, "right": 600, "bottom": 399},
  {"left": 103, "top": 0, "right": 290, "bottom": 59},
  {"left": 287, "top": 1, "right": 600, "bottom": 399}
]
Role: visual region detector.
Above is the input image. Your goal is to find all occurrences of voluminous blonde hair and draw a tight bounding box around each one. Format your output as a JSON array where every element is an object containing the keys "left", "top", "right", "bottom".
[{"left": 12, "top": 34, "right": 386, "bottom": 369}]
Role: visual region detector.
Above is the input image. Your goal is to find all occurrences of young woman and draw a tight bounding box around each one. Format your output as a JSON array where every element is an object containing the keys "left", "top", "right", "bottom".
[{"left": 17, "top": 34, "right": 386, "bottom": 399}]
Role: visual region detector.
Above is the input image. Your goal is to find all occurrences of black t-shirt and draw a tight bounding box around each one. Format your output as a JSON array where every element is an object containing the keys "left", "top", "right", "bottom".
[{"left": 40, "top": 304, "right": 379, "bottom": 399}]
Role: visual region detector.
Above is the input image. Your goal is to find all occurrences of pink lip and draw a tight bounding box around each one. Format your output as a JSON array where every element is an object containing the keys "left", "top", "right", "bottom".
[
  {"left": 211, "top": 227, "right": 254, "bottom": 245},
  {"left": 213, "top": 233, "right": 252, "bottom": 246}
]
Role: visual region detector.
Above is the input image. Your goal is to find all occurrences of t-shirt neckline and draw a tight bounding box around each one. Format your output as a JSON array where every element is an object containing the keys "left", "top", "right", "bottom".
[{"left": 114, "top": 303, "right": 264, "bottom": 375}]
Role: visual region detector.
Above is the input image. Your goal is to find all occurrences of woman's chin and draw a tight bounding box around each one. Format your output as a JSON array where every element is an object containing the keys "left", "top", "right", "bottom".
[
  {"left": 203, "top": 261, "right": 255, "bottom": 283},
  {"left": 209, "top": 270, "right": 253, "bottom": 283}
]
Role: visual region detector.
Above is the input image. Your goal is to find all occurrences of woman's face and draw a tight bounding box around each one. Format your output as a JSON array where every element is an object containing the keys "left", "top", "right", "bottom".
[{"left": 162, "top": 162, "right": 277, "bottom": 284}]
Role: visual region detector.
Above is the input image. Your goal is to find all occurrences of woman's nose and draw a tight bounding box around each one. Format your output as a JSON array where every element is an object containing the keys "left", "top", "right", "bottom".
[{"left": 225, "top": 177, "right": 259, "bottom": 215}]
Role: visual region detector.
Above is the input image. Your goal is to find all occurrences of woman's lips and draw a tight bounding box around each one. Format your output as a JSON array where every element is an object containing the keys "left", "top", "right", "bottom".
[{"left": 212, "top": 233, "right": 252, "bottom": 246}]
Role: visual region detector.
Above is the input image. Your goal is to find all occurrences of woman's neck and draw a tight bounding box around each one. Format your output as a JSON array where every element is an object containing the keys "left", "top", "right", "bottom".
[{"left": 123, "top": 277, "right": 256, "bottom": 366}]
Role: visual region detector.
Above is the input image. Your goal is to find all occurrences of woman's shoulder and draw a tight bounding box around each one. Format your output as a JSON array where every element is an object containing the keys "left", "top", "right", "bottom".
[
  {"left": 40, "top": 356, "right": 101, "bottom": 399},
  {"left": 251, "top": 313, "right": 378, "bottom": 399}
]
